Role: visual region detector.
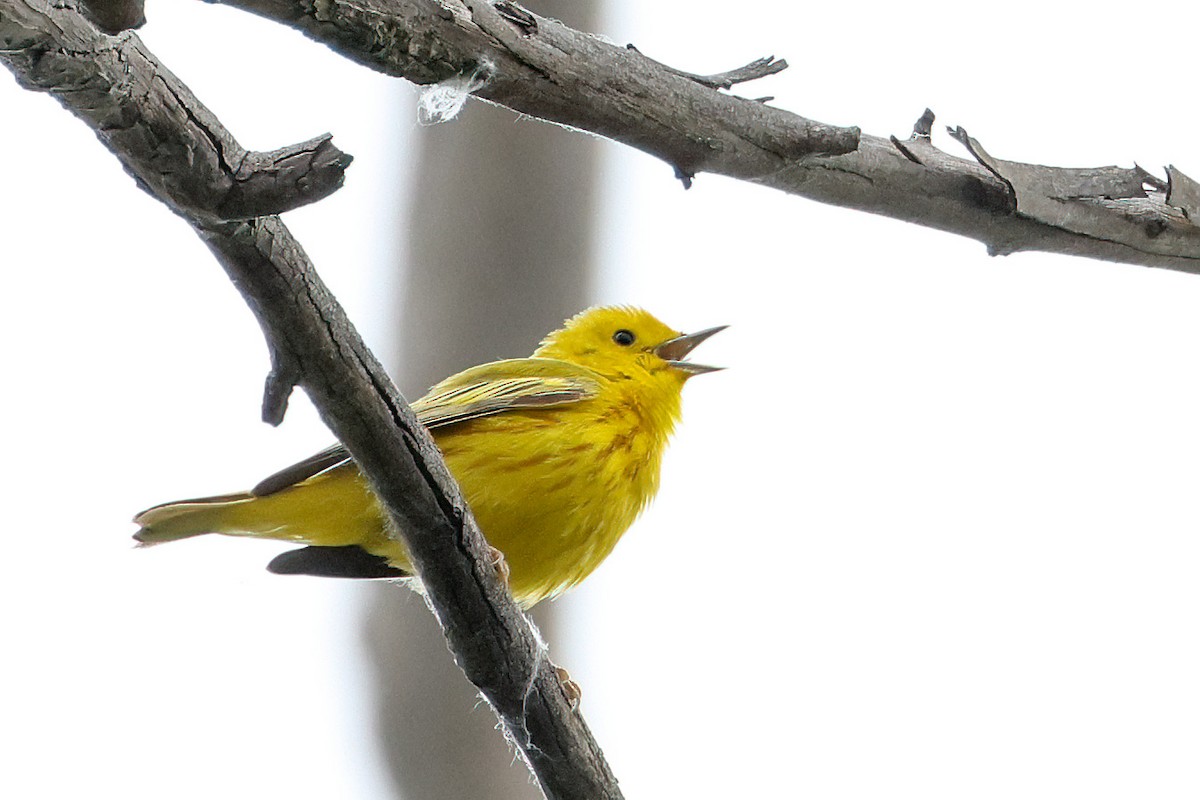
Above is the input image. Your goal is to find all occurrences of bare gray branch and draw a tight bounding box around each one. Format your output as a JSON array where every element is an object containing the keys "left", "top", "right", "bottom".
[
  {"left": 0, "top": 1, "right": 349, "bottom": 222},
  {"left": 213, "top": 0, "right": 1200, "bottom": 271}
]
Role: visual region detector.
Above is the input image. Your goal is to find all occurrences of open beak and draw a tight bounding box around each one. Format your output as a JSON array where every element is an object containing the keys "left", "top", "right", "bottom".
[{"left": 654, "top": 325, "right": 727, "bottom": 375}]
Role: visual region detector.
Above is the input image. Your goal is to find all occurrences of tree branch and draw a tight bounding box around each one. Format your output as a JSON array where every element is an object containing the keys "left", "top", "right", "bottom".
[
  {"left": 213, "top": 0, "right": 859, "bottom": 173},
  {"left": 0, "top": 1, "right": 620, "bottom": 797},
  {"left": 211, "top": 0, "right": 1200, "bottom": 271},
  {"left": 0, "top": 0, "right": 350, "bottom": 222}
]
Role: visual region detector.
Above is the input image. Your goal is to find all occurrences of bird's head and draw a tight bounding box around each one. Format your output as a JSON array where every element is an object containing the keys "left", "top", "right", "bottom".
[{"left": 534, "top": 306, "right": 725, "bottom": 383}]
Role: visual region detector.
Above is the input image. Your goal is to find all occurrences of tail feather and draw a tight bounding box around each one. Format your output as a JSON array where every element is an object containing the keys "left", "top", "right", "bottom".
[{"left": 132, "top": 493, "right": 256, "bottom": 545}]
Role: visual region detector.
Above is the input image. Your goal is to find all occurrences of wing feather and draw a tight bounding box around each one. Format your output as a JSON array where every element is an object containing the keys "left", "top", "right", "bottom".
[
  {"left": 252, "top": 444, "right": 351, "bottom": 496},
  {"left": 251, "top": 358, "right": 600, "bottom": 496}
]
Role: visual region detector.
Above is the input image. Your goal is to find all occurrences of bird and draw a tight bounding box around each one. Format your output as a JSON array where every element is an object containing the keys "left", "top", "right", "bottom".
[{"left": 133, "top": 306, "right": 724, "bottom": 607}]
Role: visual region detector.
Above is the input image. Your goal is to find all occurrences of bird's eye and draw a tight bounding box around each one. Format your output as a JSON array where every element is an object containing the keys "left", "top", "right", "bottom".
[{"left": 612, "top": 329, "right": 636, "bottom": 346}]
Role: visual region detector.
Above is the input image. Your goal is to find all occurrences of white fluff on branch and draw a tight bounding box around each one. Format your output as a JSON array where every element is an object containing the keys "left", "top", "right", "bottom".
[{"left": 417, "top": 62, "right": 494, "bottom": 125}]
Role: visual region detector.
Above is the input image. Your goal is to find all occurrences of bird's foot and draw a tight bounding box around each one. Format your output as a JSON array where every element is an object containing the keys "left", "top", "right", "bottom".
[
  {"left": 487, "top": 545, "right": 511, "bottom": 585},
  {"left": 553, "top": 664, "right": 582, "bottom": 710}
]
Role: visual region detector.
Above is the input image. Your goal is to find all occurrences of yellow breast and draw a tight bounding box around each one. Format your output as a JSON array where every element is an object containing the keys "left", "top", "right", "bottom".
[{"left": 435, "top": 381, "right": 674, "bottom": 604}]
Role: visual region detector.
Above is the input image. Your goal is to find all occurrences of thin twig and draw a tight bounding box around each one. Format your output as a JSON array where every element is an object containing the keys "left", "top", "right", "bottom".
[{"left": 625, "top": 48, "right": 789, "bottom": 90}]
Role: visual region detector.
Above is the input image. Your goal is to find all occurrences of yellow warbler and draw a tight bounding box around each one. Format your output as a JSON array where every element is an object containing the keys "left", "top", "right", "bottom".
[{"left": 134, "top": 306, "right": 723, "bottom": 606}]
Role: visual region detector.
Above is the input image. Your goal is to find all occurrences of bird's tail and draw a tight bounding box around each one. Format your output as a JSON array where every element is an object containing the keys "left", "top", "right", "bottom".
[{"left": 132, "top": 493, "right": 257, "bottom": 545}]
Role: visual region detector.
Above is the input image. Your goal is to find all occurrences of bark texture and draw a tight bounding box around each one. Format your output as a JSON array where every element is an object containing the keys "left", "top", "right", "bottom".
[
  {"left": 0, "top": 1, "right": 350, "bottom": 224},
  {"left": 211, "top": 0, "right": 1200, "bottom": 271}
]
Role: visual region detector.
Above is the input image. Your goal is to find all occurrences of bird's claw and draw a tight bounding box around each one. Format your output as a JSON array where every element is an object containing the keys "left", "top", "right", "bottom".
[
  {"left": 487, "top": 545, "right": 511, "bottom": 585},
  {"left": 553, "top": 664, "right": 582, "bottom": 710}
]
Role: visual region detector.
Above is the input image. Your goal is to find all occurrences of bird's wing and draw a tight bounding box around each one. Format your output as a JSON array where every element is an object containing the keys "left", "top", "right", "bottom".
[
  {"left": 251, "top": 443, "right": 351, "bottom": 496},
  {"left": 411, "top": 358, "right": 602, "bottom": 428},
  {"left": 251, "top": 358, "right": 601, "bottom": 496}
]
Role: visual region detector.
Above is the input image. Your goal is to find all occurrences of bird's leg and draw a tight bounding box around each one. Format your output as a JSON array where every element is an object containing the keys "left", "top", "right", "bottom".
[
  {"left": 553, "top": 664, "right": 582, "bottom": 710},
  {"left": 482, "top": 543, "right": 578, "bottom": 706}
]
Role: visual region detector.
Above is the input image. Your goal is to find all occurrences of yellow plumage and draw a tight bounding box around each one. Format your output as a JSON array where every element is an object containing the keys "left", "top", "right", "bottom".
[{"left": 134, "top": 306, "right": 722, "bottom": 606}]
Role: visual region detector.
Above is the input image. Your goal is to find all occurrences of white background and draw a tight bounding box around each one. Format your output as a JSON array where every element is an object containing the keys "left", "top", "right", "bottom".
[{"left": 2, "top": 2, "right": 1199, "bottom": 798}]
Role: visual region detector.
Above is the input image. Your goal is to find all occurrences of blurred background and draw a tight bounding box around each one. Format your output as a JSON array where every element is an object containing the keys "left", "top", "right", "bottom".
[{"left": 3, "top": 2, "right": 1200, "bottom": 798}]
